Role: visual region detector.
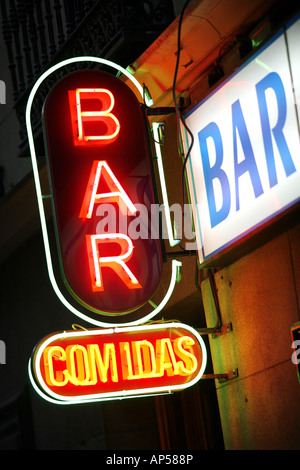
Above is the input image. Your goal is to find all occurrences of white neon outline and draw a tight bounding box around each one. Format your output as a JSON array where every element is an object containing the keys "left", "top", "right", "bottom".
[
  {"left": 152, "top": 122, "right": 180, "bottom": 247},
  {"left": 82, "top": 160, "right": 137, "bottom": 218},
  {"left": 25, "top": 56, "right": 181, "bottom": 327},
  {"left": 29, "top": 323, "right": 207, "bottom": 404},
  {"left": 75, "top": 88, "right": 120, "bottom": 142}
]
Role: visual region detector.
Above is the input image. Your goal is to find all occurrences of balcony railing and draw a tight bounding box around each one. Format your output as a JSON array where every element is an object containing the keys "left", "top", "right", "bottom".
[{"left": 1, "top": 0, "right": 174, "bottom": 156}]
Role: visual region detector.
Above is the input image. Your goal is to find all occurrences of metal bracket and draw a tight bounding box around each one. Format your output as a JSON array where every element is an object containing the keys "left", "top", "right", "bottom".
[
  {"left": 211, "top": 322, "right": 232, "bottom": 338},
  {"left": 202, "top": 369, "right": 238, "bottom": 383}
]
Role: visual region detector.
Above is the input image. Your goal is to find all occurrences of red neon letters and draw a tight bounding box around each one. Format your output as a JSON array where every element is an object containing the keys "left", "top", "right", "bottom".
[
  {"left": 79, "top": 160, "right": 137, "bottom": 219},
  {"left": 75, "top": 95, "right": 141, "bottom": 293},
  {"left": 43, "top": 69, "right": 163, "bottom": 315},
  {"left": 85, "top": 233, "right": 142, "bottom": 292},
  {"left": 69, "top": 88, "right": 120, "bottom": 145}
]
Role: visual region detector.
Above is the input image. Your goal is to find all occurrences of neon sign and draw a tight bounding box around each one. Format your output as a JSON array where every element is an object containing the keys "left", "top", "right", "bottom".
[
  {"left": 41, "top": 68, "right": 163, "bottom": 315},
  {"left": 291, "top": 321, "right": 300, "bottom": 383},
  {"left": 29, "top": 323, "right": 207, "bottom": 404},
  {"left": 26, "top": 57, "right": 182, "bottom": 328}
]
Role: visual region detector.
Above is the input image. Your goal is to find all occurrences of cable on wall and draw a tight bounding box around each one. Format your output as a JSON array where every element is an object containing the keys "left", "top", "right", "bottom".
[{"left": 172, "top": 0, "right": 194, "bottom": 211}]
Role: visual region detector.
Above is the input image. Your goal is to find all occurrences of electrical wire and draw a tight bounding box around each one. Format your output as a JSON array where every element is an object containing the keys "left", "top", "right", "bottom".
[
  {"left": 172, "top": 1, "right": 223, "bottom": 334},
  {"left": 172, "top": 0, "right": 196, "bottom": 256},
  {"left": 172, "top": 0, "right": 195, "bottom": 211}
]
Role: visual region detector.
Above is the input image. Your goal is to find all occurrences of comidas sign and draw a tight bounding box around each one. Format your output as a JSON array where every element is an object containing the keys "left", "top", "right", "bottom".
[
  {"left": 42, "top": 69, "right": 162, "bottom": 314},
  {"left": 183, "top": 19, "right": 300, "bottom": 264},
  {"left": 29, "top": 323, "right": 207, "bottom": 404}
]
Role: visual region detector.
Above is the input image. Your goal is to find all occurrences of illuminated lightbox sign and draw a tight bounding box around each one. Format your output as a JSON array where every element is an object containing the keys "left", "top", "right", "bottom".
[
  {"left": 183, "top": 18, "right": 300, "bottom": 264},
  {"left": 29, "top": 323, "right": 207, "bottom": 404},
  {"left": 41, "top": 68, "right": 162, "bottom": 314}
]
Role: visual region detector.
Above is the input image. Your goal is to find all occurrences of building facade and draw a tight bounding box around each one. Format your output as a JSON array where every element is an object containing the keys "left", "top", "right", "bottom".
[{"left": 0, "top": 0, "right": 299, "bottom": 450}]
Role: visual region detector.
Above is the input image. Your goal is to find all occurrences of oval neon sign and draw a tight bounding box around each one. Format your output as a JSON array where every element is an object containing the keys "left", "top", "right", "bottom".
[
  {"left": 26, "top": 56, "right": 181, "bottom": 328},
  {"left": 29, "top": 323, "right": 207, "bottom": 404}
]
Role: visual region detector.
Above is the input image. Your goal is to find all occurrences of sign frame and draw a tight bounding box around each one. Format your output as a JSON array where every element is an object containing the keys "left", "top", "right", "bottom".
[
  {"left": 28, "top": 322, "right": 207, "bottom": 405},
  {"left": 26, "top": 56, "right": 182, "bottom": 327}
]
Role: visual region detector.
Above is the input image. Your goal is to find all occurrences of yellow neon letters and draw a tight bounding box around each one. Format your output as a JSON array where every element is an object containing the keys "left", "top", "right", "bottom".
[
  {"left": 43, "top": 336, "right": 198, "bottom": 388},
  {"left": 173, "top": 336, "right": 198, "bottom": 375}
]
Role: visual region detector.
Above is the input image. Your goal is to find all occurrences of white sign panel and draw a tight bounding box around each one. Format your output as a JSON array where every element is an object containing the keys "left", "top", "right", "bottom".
[{"left": 183, "top": 19, "right": 300, "bottom": 264}]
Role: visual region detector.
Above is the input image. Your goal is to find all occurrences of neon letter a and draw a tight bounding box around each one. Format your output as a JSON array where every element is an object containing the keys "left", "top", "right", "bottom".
[{"left": 79, "top": 160, "right": 137, "bottom": 219}]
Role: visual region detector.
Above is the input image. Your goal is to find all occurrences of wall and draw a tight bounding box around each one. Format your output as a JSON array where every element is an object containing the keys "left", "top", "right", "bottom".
[
  {"left": 0, "top": 36, "right": 31, "bottom": 195},
  {"left": 202, "top": 223, "right": 300, "bottom": 449}
]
